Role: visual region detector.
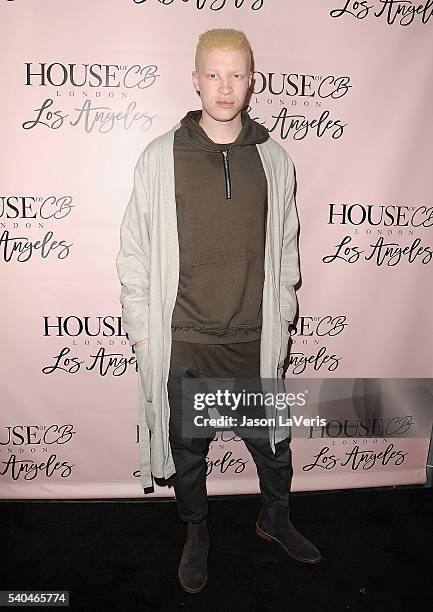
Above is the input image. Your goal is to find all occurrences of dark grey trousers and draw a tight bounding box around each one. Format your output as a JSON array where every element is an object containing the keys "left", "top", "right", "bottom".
[{"left": 167, "top": 358, "right": 293, "bottom": 524}]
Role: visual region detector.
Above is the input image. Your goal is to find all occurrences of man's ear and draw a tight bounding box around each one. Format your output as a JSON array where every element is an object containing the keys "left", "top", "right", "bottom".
[{"left": 192, "top": 70, "right": 199, "bottom": 92}]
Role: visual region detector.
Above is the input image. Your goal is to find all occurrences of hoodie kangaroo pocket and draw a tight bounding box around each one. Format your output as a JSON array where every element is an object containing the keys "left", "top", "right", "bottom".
[
  {"left": 177, "top": 264, "right": 194, "bottom": 296},
  {"left": 135, "top": 340, "right": 153, "bottom": 403},
  {"left": 189, "top": 257, "right": 264, "bottom": 330}
]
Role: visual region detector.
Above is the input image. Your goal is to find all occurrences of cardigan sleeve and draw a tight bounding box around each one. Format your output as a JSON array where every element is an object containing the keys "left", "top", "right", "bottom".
[
  {"left": 116, "top": 150, "right": 151, "bottom": 346},
  {"left": 279, "top": 153, "right": 300, "bottom": 325}
]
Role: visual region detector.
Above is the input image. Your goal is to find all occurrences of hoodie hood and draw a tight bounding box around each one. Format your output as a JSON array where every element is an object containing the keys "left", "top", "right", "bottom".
[{"left": 178, "top": 108, "right": 269, "bottom": 152}]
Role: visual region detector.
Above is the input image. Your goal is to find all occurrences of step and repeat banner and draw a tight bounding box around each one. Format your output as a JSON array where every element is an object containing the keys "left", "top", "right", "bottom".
[{"left": 1, "top": 1, "right": 432, "bottom": 498}]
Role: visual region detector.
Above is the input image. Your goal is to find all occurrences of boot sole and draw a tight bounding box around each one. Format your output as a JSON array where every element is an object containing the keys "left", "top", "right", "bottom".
[
  {"left": 177, "top": 569, "right": 207, "bottom": 593},
  {"left": 255, "top": 522, "right": 321, "bottom": 564}
]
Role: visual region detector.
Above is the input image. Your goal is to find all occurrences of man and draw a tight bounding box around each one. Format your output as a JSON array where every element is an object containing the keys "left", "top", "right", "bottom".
[{"left": 116, "top": 28, "right": 321, "bottom": 594}]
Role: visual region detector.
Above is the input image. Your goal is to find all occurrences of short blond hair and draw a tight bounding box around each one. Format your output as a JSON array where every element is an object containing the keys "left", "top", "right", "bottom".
[{"left": 195, "top": 28, "right": 252, "bottom": 71}]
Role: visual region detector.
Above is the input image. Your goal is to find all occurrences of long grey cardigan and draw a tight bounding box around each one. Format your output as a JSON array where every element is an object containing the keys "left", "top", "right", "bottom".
[{"left": 116, "top": 120, "right": 300, "bottom": 491}]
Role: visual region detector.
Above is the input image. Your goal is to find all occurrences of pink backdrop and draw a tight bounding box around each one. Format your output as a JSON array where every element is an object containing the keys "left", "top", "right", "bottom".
[{"left": 1, "top": 0, "right": 432, "bottom": 499}]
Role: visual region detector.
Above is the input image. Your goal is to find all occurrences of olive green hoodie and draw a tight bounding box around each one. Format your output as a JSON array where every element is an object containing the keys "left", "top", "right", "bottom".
[{"left": 171, "top": 108, "right": 270, "bottom": 353}]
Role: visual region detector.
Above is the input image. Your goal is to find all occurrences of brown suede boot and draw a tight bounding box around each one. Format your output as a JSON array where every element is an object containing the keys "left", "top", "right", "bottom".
[
  {"left": 177, "top": 519, "right": 209, "bottom": 593},
  {"left": 256, "top": 505, "right": 321, "bottom": 564}
]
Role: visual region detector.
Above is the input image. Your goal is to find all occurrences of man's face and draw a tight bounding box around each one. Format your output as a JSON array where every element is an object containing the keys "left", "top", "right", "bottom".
[{"left": 192, "top": 47, "right": 252, "bottom": 123}]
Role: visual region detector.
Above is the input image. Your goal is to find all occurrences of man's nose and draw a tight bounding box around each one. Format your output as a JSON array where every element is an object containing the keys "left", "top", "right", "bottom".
[{"left": 218, "top": 79, "right": 233, "bottom": 94}]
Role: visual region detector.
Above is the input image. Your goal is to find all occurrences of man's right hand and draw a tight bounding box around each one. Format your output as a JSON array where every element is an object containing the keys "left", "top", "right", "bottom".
[{"left": 134, "top": 340, "right": 147, "bottom": 349}]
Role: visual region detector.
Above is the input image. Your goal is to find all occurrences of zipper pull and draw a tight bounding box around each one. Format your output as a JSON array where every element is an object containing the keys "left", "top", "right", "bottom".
[{"left": 221, "top": 150, "right": 232, "bottom": 200}]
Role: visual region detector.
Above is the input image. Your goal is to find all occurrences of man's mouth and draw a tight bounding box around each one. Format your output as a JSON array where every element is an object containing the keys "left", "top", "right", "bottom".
[{"left": 216, "top": 101, "right": 234, "bottom": 107}]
